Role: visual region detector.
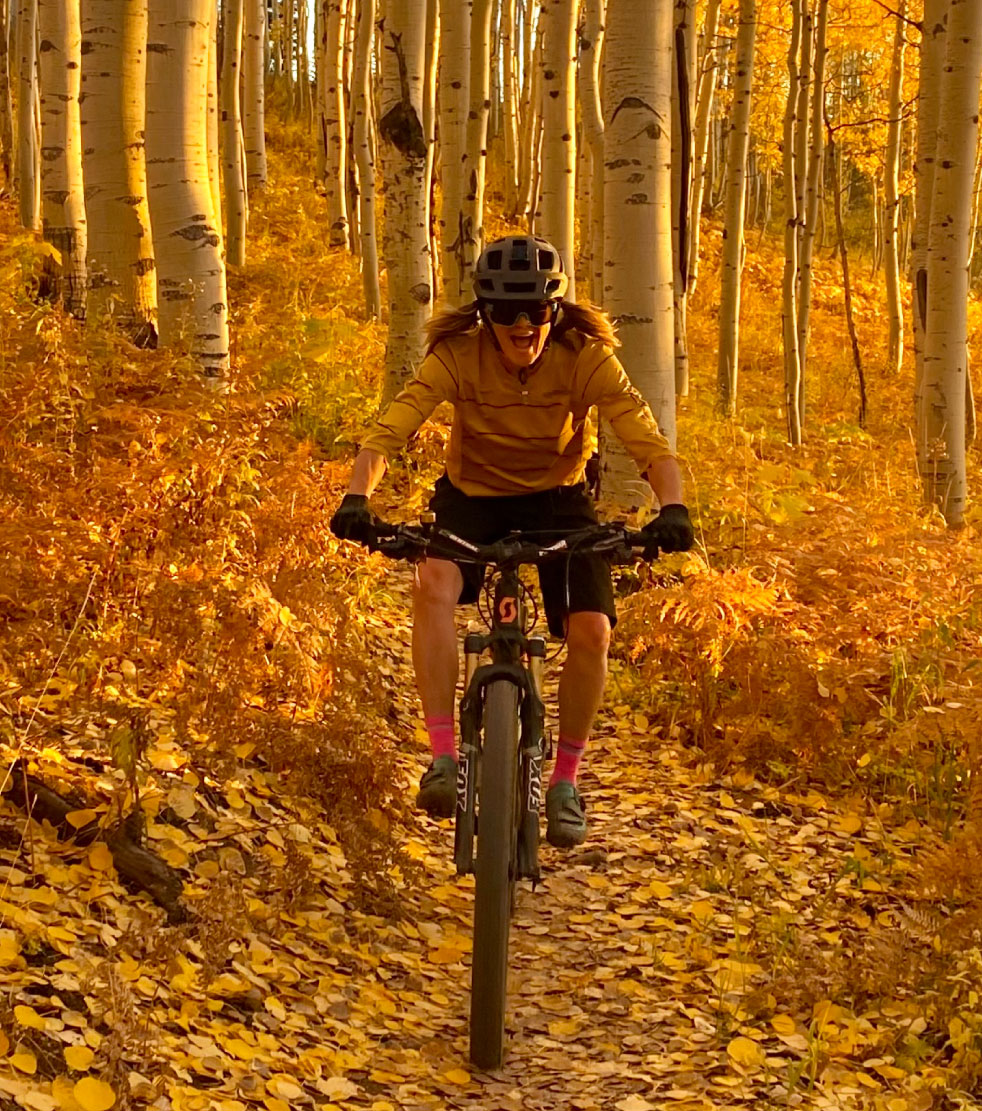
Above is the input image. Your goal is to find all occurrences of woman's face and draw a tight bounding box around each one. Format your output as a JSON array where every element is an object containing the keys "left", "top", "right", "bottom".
[{"left": 486, "top": 302, "right": 555, "bottom": 371}]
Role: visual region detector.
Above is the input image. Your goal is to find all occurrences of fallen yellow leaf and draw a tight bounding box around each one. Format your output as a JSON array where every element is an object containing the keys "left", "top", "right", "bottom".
[
  {"left": 52, "top": 1075, "right": 82, "bottom": 1111},
  {"left": 65, "top": 809, "right": 98, "bottom": 829},
  {"left": 87, "top": 844, "right": 114, "bottom": 872},
  {"left": 727, "top": 1035, "right": 766, "bottom": 1070},
  {"left": 64, "top": 1046, "right": 95, "bottom": 1070},
  {"left": 442, "top": 1068, "right": 471, "bottom": 1084},
  {"left": 73, "top": 1078, "right": 116, "bottom": 1111},
  {"left": 11, "top": 1050, "right": 38, "bottom": 1074},
  {"left": 770, "top": 1014, "right": 797, "bottom": 1036},
  {"left": 14, "top": 1004, "right": 46, "bottom": 1030}
]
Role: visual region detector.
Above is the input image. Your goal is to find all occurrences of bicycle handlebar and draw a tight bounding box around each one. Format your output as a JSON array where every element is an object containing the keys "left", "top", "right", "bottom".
[{"left": 362, "top": 519, "right": 653, "bottom": 567}]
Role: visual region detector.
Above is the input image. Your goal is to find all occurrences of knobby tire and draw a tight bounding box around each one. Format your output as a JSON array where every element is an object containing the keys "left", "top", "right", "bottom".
[{"left": 469, "top": 679, "right": 520, "bottom": 1070}]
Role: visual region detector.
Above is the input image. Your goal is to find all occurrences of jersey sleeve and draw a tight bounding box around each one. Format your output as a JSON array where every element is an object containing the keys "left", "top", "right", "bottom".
[
  {"left": 579, "top": 347, "right": 675, "bottom": 473},
  {"left": 358, "top": 348, "right": 459, "bottom": 458}
]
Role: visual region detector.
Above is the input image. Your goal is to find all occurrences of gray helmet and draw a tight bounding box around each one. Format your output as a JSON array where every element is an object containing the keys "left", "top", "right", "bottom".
[{"left": 473, "top": 235, "right": 569, "bottom": 302}]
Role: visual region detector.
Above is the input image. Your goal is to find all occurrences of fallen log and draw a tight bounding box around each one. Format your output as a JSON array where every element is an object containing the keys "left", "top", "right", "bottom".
[{"left": 3, "top": 761, "right": 186, "bottom": 923}]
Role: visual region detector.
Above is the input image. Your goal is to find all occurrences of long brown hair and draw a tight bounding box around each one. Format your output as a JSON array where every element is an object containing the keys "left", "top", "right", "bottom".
[{"left": 424, "top": 298, "right": 620, "bottom": 355}]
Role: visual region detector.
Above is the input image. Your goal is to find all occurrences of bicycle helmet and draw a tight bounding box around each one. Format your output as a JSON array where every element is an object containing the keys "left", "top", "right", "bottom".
[{"left": 473, "top": 235, "right": 569, "bottom": 302}]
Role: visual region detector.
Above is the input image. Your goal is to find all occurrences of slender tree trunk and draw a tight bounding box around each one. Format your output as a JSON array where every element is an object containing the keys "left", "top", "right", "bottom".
[
  {"left": 919, "top": 0, "right": 982, "bottom": 525},
  {"left": 715, "top": 0, "right": 755, "bottom": 417},
  {"left": 437, "top": 0, "right": 471, "bottom": 303},
  {"left": 536, "top": 0, "right": 577, "bottom": 296},
  {"left": 146, "top": 0, "right": 229, "bottom": 379},
  {"left": 500, "top": 0, "right": 518, "bottom": 214},
  {"left": 37, "top": 0, "right": 86, "bottom": 313},
  {"left": 81, "top": 0, "right": 156, "bottom": 336},
  {"left": 795, "top": 0, "right": 828, "bottom": 398},
  {"left": 687, "top": 0, "right": 720, "bottom": 297},
  {"left": 242, "top": 0, "right": 266, "bottom": 193},
  {"left": 323, "top": 0, "right": 349, "bottom": 245},
  {"left": 672, "top": 0, "right": 695, "bottom": 395},
  {"left": 423, "top": 0, "right": 439, "bottom": 296},
  {"left": 378, "top": 1, "right": 431, "bottom": 395},
  {"left": 883, "top": 0, "right": 906, "bottom": 373},
  {"left": 353, "top": 0, "right": 380, "bottom": 317},
  {"left": 222, "top": 0, "right": 248, "bottom": 266},
  {"left": 782, "top": 0, "right": 804, "bottom": 445},
  {"left": 460, "top": 0, "right": 493, "bottom": 291},
  {"left": 912, "top": 0, "right": 947, "bottom": 473},
  {"left": 0, "top": 0, "right": 13, "bottom": 189},
  {"left": 577, "top": 0, "right": 604, "bottom": 303},
  {"left": 600, "top": 0, "right": 674, "bottom": 506},
  {"left": 206, "top": 11, "right": 222, "bottom": 236},
  {"left": 16, "top": 0, "right": 39, "bottom": 229}
]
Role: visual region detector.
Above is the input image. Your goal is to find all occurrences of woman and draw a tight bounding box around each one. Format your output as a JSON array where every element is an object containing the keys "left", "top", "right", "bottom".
[{"left": 331, "top": 235, "right": 693, "bottom": 847}]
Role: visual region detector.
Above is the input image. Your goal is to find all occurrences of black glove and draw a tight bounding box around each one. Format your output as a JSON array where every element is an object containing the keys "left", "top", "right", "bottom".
[
  {"left": 641, "top": 503, "right": 694, "bottom": 558},
  {"left": 330, "top": 494, "right": 374, "bottom": 542}
]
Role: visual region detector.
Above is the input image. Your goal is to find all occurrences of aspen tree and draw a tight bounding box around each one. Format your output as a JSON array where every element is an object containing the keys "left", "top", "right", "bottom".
[
  {"left": 16, "top": 0, "right": 39, "bottom": 230},
  {"left": 423, "top": 0, "right": 439, "bottom": 294},
  {"left": 242, "top": 0, "right": 267, "bottom": 192},
  {"left": 353, "top": 0, "right": 380, "bottom": 317},
  {"left": 222, "top": 0, "right": 248, "bottom": 268},
  {"left": 37, "top": 0, "right": 86, "bottom": 314},
  {"left": 919, "top": 0, "right": 982, "bottom": 524},
  {"left": 0, "top": 2, "right": 13, "bottom": 187},
  {"left": 145, "top": 0, "right": 229, "bottom": 379},
  {"left": 671, "top": 0, "right": 695, "bottom": 395},
  {"left": 795, "top": 0, "right": 828, "bottom": 399},
  {"left": 782, "top": 0, "right": 804, "bottom": 445},
  {"left": 207, "top": 12, "right": 221, "bottom": 235},
  {"left": 535, "top": 0, "right": 577, "bottom": 296},
  {"left": 323, "top": 0, "right": 349, "bottom": 246},
  {"left": 686, "top": 0, "right": 719, "bottom": 296},
  {"left": 884, "top": 2, "right": 906, "bottom": 374},
  {"left": 81, "top": 0, "right": 156, "bottom": 335},
  {"left": 912, "top": 0, "right": 947, "bottom": 468},
  {"left": 600, "top": 0, "right": 674, "bottom": 506},
  {"left": 517, "top": 3, "right": 544, "bottom": 225},
  {"left": 500, "top": 0, "right": 519, "bottom": 214},
  {"left": 437, "top": 0, "right": 471, "bottom": 303},
  {"left": 461, "top": 0, "right": 493, "bottom": 288},
  {"left": 715, "top": 0, "right": 755, "bottom": 417},
  {"left": 378, "top": 0, "right": 431, "bottom": 395},
  {"left": 577, "top": 0, "right": 604, "bottom": 303}
]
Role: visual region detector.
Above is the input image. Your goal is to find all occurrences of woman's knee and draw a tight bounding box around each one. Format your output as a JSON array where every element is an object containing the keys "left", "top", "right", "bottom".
[
  {"left": 566, "top": 611, "right": 611, "bottom": 657},
  {"left": 413, "top": 559, "right": 463, "bottom": 610}
]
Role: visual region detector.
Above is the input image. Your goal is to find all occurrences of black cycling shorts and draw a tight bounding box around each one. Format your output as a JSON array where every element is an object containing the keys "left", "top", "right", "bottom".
[{"left": 427, "top": 473, "right": 616, "bottom": 638}]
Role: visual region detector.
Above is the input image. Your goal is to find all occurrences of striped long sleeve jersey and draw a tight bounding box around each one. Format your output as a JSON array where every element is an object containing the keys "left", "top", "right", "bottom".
[{"left": 359, "top": 327, "right": 675, "bottom": 497}]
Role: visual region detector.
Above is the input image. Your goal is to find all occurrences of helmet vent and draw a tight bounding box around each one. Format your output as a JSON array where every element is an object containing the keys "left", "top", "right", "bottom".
[
  {"left": 486, "top": 249, "right": 503, "bottom": 270},
  {"left": 503, "top": 281, "right": 538, "bottom": 293}
]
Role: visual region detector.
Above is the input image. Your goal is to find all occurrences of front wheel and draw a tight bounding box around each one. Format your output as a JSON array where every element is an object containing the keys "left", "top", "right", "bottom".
[{"left": 469, "top": 679, "right": 520, "bottom": 1070}]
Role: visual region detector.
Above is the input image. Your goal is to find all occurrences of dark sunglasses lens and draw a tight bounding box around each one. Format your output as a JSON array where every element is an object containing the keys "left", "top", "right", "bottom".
[{"left": 487, "top": 301, "right": 553, "bottom": 326}]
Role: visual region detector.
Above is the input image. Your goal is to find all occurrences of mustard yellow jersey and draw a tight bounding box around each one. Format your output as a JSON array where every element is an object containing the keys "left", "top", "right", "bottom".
[{"left": 359, "top": 327, "right": 674, "bottom": 497}]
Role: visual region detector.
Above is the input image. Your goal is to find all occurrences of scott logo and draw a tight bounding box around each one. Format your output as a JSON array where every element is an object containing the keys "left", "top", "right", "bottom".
[{"left": 498, "top": 597, "right": 518, "bottom": 624}]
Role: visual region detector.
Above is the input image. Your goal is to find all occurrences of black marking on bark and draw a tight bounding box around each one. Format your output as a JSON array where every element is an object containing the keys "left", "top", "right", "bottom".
[
  {"left": 625, "top": 193, "right": 648, "bottom": 205},
  {"left": 38, "top": 38, "right": 54, "bottom": 52},
  {"left": 378, "top": 32, "right": 426, "bottom": 160},
  {"left": 409, "top": 282, "right": 431, "bottom": 304},
  {"left": 147, "top": 42, "right": 170, "bottom": 54},
  {"left": 133, "top": 257, "right": 155, "bottom": 276}
]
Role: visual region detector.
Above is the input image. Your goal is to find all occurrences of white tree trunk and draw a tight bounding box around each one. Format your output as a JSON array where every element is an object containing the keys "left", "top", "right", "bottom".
[
  {"left": 600, "top": 0, "right": 674, "bottom": 507},
  {"left": 242, "top": 0, "right": 267, "bottom": 192},
  {"left": 912, "top": 0, "right": 948, "bottom": 470},
  {"left": 686, "top": 0, "right": 719, "bottom": 296},
  {"left": 715, "top": 0, "right": 755, "bottom": 416},
  {"left": 535, "top": 0, "right": 576, "bottom": 297},
  {"left": 353, "top": 0, "right": 380, "bottom": 317},
  {"left": 222, "top": 0, "right": 248, "bottom": 267},
  {"left": 146, "top": 0, "right": 229, "bottom": 379},
  {"left": 781, "top": 0, "right": 804, "bottom": 445},
  {"left": 323, "top": 0, "right": 350, "bottom": 246},
  {"left": 671, "top": 0, "right": 695, "bottom": 395},
  {"left": 423, "top": 0, "right": 439, "bottom": 295},
  {"left": 460, "top": 0, "right": 493, "bottom": 287},
  {"left": 437, "top": 0, "right": 471, "bottom": 303},
  {"left": 16, "top": 0, "right": 39, "bottom": 230},
  {"left": 919, "top": 0, "right": 982, "bottom": 525},
  {"left": 0, "top": 2, "right": 13, "bottom": 188},
  {"left": 577, "top": 0, "right": 604, "bottom": 303},
  {"left": 884, "top": 0, "right": 906, "bottom": 374},
  {"left": 500, "top": 0, "right": 519, "bottom": 214},
  {"left": 81, "top": 0, "right": 156, "bottom": 335},
  {"left": 379, "top": 0, "right": 431, "bottom": 396},
  {"left": 207, "top": 12, "right": 222, "bottom": 237},
  {"left": 37, "top": 0, "right": 86, "bottom": 314}
]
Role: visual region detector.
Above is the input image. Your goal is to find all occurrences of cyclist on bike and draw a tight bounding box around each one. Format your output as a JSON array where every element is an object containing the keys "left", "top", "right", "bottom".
[{"left": 331, "top": 235, "right": 693, "bottom": 848}]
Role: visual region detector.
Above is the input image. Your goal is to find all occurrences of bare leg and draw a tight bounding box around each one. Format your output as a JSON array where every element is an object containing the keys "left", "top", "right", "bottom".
[
  {"left": 412, "top": 557, "right": 464, "bottom": 719},
  {"left": 557, "top": 611, "right": 611, "bottom": 742}
]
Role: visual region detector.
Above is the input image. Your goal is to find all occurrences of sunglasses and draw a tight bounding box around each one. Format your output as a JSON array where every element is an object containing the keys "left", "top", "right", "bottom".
[{"left": 482, "top": 300, "right": 557, "bottom": 327}]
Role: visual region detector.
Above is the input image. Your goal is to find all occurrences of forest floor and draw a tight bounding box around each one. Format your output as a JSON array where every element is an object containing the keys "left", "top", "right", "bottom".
[{"left": 1, "top": 125, "right": 982, "bottom": 1111}]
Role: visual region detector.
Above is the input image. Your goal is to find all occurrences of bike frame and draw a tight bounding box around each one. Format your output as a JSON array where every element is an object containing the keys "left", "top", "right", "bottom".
[{"left": 454, "top": 566, "right": 547, "bottom": 883}]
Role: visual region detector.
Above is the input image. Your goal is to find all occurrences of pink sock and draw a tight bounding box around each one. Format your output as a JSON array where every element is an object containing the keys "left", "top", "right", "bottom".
[
  {"left": 425, "top": 714, "right": 456, "bottom": 760},
  {"left": 550, "top": 734, "right": 588, "bottom": 786}
]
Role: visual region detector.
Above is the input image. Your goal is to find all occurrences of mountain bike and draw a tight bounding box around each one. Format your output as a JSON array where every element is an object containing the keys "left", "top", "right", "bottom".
[{"left": 364, "top": 517, "right": 650, "bottom": 1069}]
